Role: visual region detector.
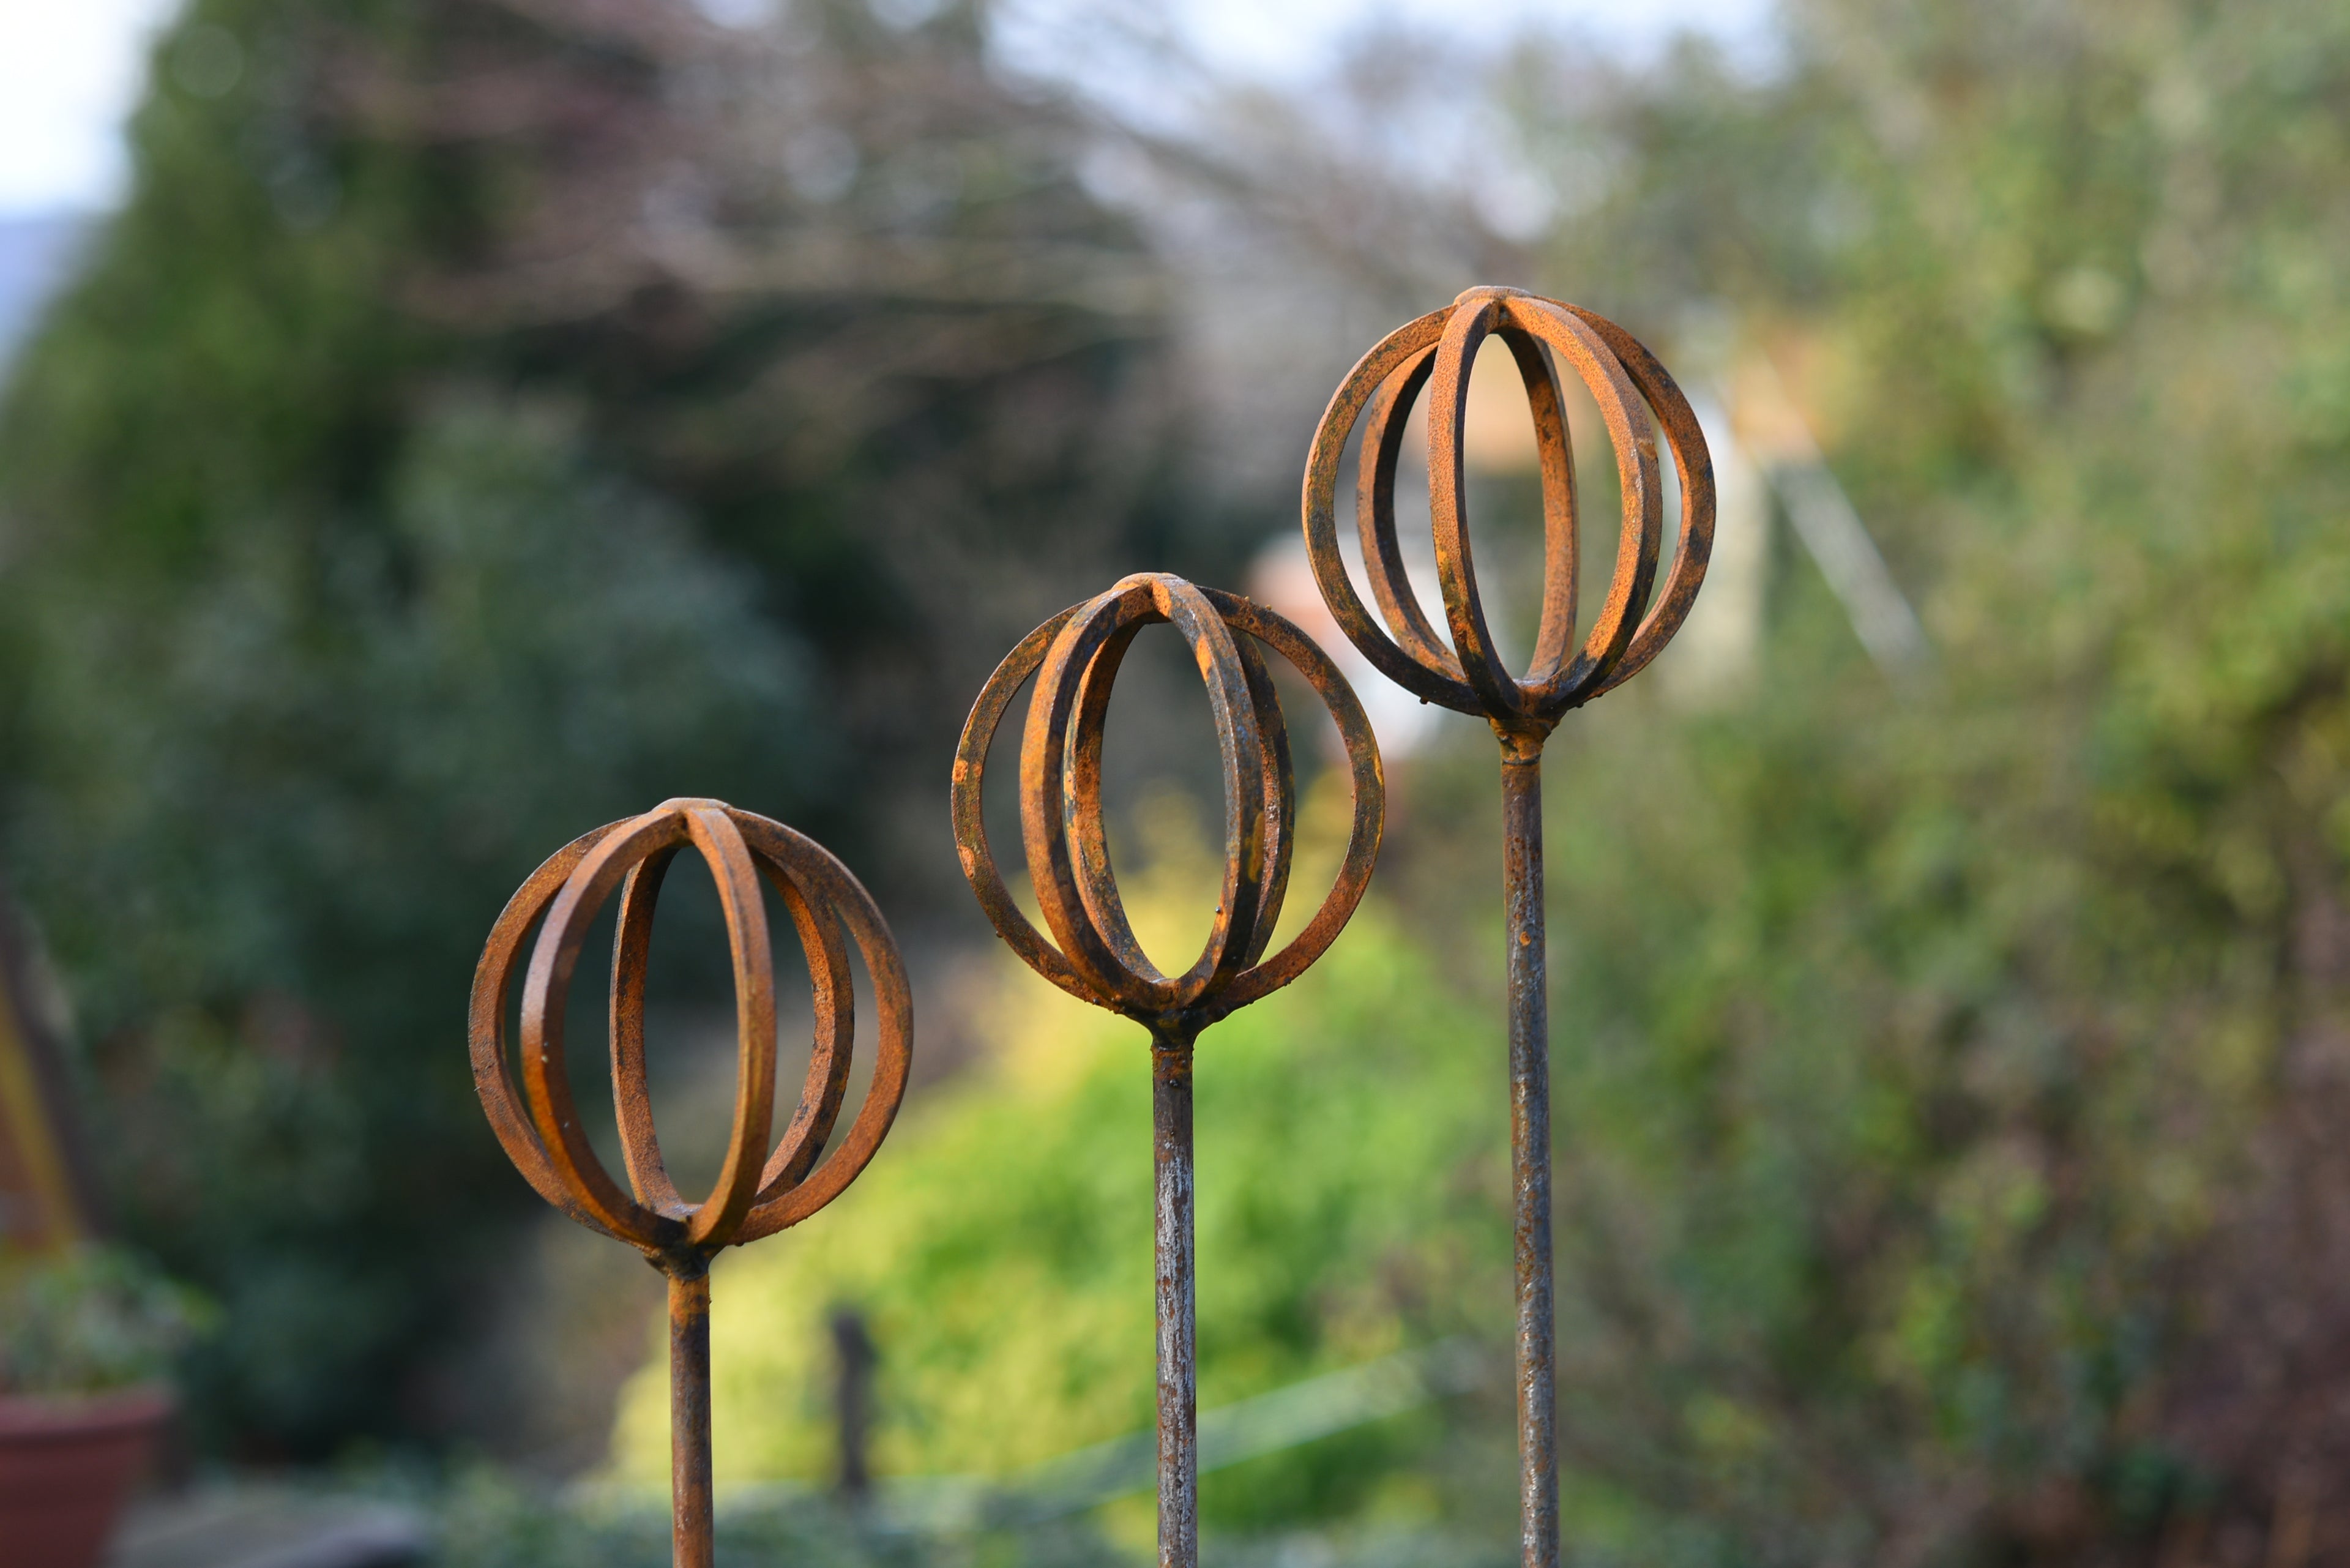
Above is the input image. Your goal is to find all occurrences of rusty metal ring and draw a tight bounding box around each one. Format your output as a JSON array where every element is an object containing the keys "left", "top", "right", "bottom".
[
  {"left": 468, "top": 797, "right": 912, "bottom": 1258},
  {"left": 1029, "top": 574, "right": 1285, "bottom": 1014},
  {"left": 1302, "top": 286, "right": 1717, "bottom": 736},
  {"left": 952, "top": 573, "right": 1384, "bottom": 1034}
]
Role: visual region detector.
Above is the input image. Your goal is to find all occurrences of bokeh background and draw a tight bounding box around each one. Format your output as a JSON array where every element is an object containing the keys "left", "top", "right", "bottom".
[{"left": 6, "top": 1, "right": 2350, "bottom": 1564}]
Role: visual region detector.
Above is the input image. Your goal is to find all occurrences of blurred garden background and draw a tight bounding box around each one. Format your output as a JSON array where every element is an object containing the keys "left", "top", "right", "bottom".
[{"left": 4, "top": 0, "right": 2350, "bottom": 1564}]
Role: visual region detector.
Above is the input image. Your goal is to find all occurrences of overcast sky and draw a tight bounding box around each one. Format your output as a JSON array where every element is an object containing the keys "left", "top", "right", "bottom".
[{"left": 0, "top": 0, "right": 1773, "bottom": 217}]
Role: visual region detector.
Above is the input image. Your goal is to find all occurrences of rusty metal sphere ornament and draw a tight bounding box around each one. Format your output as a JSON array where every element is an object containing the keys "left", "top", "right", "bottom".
[
  {"left": 953, "top": 572, "right": 1383, "bottom": 1568},
  {"left": 1303, "top": 284, "right": 1715, "bottom": 738},
  {"left": 1301, "top": 286, "right": 1713, "bottom": 1568},
  {"left": 953, "top": 571, "right": 1384, "bottom": 1037},
  {"left": 469, "top": 797, "right": 911, "bottom": 1568}
]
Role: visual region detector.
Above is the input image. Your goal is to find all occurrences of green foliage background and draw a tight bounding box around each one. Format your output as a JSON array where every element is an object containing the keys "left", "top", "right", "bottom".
[
  {"left": 596, "top": 2, "right": 2350, "bottom": 1561},
  {"left": 608, "top": 797, "right": 1510, "bottom": 1535},
  {"left": 6, "top": 0, "right": 2350, "bottom": 1563},
  {"left": 0, "top": 0, "right": 1190, "bottom": 1455}
]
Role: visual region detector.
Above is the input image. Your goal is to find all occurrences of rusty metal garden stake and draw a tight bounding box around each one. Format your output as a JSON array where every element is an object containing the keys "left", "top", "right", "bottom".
[
  {"left": 1302, "top": 287, "right": 1714, "bottom": 1568},
  {"left": 469, "top": 798, "right": 911, "bottom": 1568},
  {"left": 953, "top": 573, "right": 1384, "bottom": 1567}
]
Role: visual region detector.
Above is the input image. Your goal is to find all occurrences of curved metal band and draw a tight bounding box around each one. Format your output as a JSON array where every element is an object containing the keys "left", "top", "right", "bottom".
[
  {"left": 1553, "top": 301, "right": 1718, "bottom": 701},
  {"left": 726, "top": 808, "right": 913, "bottom": 1244},
  {"left": 609, "top": 823, "right": 856, "bottom": 1241},
  {"left": 1357, "top": 323, "right": 1585, "bottom": 695},
  {"left": 1304, "top": 307, "right": 1463, "bottom": 712},
  {"left": 1022, "top": 574, "right": 1279, "bottom": 1014},
  {"left": 951, "top": 609, "right": 1100, "bottom": 1009},
  {"left": 521, "top": 807, "right": 711, "bottom": 1247},
  {"left": 1302, "top": 288, "right": 1716, "bottom": 731},
  {"left": 1439, "top": 294, "right": 1662, "bottom": 714},
  {"left": 1192, "top": 587, "right": 1384, "bottom": 1016},
  {"left": 468, "top": 798, "right": 912, "bottom": 1255},
  {"left": 1062, "top": 600, "right": 1296, "bottom": 1003},
  {"left": 468, "top": 823, "right": 640, "bottom": 1244},
  {"left": 953, "top": 574, "right": 1384, "bottom": 1031}
]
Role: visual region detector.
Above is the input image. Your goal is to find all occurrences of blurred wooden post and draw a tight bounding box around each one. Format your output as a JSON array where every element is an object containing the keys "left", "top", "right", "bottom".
[{"left": 832, "top": 1307, "right": 876, "bottom": 1506}]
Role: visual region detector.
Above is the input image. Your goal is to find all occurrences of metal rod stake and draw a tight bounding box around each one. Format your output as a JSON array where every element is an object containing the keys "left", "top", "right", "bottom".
[
  {"left": 955, "top": 575, "right": 1384, "bottom": 1568},
  {"left": 469, "top": 799, "right": 911, "bottom": 1568},
  {"left": 1501, "top": 737, "right": 1555, "bottom": 1568},
  {"left": 671, "top": 1265, "right": 715, "bottom": 1568},
  {"left": 1154, "top": 1038, "right": 1199, "bottom": 1568},
  {"left": 1299, "top": 286, "right": 1712, "bottom": 1568}
]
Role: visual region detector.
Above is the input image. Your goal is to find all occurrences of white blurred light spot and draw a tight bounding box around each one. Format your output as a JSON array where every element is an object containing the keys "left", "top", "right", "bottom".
[
  {"left": 1472, "top": 165, "right": 1556, "bottom": 244},
  {"left": 0, "top": 0, "right": 178, "bottom": 214}
]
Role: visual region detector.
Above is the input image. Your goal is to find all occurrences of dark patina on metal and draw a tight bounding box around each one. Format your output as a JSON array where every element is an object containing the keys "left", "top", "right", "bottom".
[
  {"left": 953, "top": 573, "right": 1384, "bottom": 1568},
  {"left": 469, "top": 798, "right": 912, "bottom": 1568},
  {"left": 1301, "top": 287, "right": 1714, "bottom": 1568}
]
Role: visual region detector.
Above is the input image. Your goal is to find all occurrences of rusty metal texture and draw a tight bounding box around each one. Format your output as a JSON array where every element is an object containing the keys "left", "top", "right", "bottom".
[
  {"left": 953, "top": 572, "right": 1385, "bottom": 1568},
  {"left": 469, "top": 797, "right": 912, "bottom": 1568},
  {"left": 1301, "top": 287, "right": 1714, "bottom": 1568}
]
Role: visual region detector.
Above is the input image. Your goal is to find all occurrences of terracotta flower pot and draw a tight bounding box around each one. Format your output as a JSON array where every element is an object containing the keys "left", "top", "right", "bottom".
[{"left": 0, "top": 1386, "right": 171, "bottom": 1568}]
